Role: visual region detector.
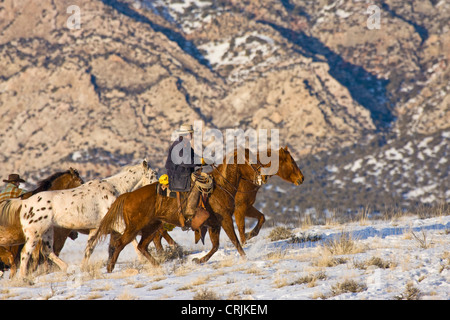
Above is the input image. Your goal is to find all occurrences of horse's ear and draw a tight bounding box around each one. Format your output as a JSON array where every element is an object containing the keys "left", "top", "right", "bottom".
[
  {"left": 284, "top": 145, "right": 289, "bottom": 151},
  {"left": 69, "top": 167, "right": 75, "bottom": 174},
  {"left": 143, "top": 159, "right": 148, "bottom": 168}
]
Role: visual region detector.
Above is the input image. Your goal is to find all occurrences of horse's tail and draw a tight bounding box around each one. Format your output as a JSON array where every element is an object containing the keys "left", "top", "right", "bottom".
[
  {"left": 0, "top": 199, "right": 22, "bottom": 227},
  {"left": 89, "top": 194, "right": 127, "bottom": 248}
]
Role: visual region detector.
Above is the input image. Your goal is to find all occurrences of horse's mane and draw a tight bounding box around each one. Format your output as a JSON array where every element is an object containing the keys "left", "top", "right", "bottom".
[
  {"left": 219, "top": 147, "right": 269, "bottom": 168},
  {"left": 213, "top": 148, "right": 257, "bottom": 181},
  {"left": 32, "top": 170, "right": 71, "bottom": 194}
]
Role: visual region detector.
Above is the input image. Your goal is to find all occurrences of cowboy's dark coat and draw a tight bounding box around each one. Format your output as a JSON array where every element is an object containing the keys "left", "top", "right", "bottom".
[{"left": 165, "top": 138, "right": 198, "bottom": 192}]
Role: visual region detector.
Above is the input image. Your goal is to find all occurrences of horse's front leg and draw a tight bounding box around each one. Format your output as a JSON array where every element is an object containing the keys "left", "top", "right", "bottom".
[
  {"left": 245, "top": 206, "right": 266, "bottom": 241},
  {"left": 234, "top": 203, "right": 249, "bottom": 245},
  {"left": 194, "top": 226, "right": 220, "bottom": 264},
  {"left": 220, "top": 213, "right": 246, "bottom": 258}
]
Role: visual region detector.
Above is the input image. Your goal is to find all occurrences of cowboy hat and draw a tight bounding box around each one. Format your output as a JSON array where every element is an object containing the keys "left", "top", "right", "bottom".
[
  {"left": 3, "top": 174, "right": 26, "bottom": 184},
  {"left": 177, "top": 123, "right": 194, "bottom": 136}
]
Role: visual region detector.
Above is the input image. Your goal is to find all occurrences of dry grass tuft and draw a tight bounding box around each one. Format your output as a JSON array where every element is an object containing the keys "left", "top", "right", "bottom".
[
  {"left": 395, "top": 282, "right": 421, "bottom": 300},
  {"left": 323, "top": 232, "right": 364, "bottom": 255},
  {"left": 353, "top": 256, "right": 397, "bottom": 270},
  {"left": 268, "top": 226, "right": 293, "bottom": 241},
  {"left": 312, "top": 250, "right": 348, "bottom": 268},
  {"left": 410, "top": 230, "right": 432, "bottom": 249},
  {"left": 193, "top": 288, "right": 221, "bottom": 300},
  {"left": 116, "top": 289, "right": 136, "bottom": 300},
  {"left": 330, "top": 279, "right": 367, "bottom": 296},
  {"left": 291, "top": 271, "right": 327, "bottom": 287}
]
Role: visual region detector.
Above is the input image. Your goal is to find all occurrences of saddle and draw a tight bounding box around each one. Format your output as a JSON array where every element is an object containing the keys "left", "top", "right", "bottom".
[
  {"left": 156, "top": 171, "right": 213, "bottom": 235},
  {"left": 190, "top": 171, "right": 214, "bottom": 244},
  {"left": 156, "top": 183, "right": 176, "bottom": 198}
]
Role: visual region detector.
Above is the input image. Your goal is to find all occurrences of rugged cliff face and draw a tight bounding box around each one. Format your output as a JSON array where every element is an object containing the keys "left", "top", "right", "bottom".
[{"left": 0, "top": 0, "right": 448, "bottom": 213}]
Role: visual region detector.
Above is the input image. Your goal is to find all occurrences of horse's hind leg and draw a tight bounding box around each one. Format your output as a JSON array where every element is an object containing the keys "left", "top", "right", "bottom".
[
  {"left": 151, "top": 232, "right": 164, "bottom": 253},
  {"left": 0, "top": 247, "right": 16, "bottom": 278},
  {"left": 40, "top": 230, "right": 68, "bottom": 273},
  {"left": 137, "top": 223, "right": 162, "bottom": 266},
  {"left": 108, "top": 231, "right": 121, "bottom": 260},
  {"left": 107, "top": 228, "right": 140, "bottom": 273},
  {"left": 19, "top": 235, "right": 39, "bottom": 278},
  {"left": 109, "top": 232, "right": 144, "bottom": 261},
  {"left": 53, "top": 227, "right": 73, "bottom": 256},
  {"left": 162, "top": 230, "right": 178, "bottom": 248},
  {"left": 152, "top": 227, "right": 177, "bottom": 253}
]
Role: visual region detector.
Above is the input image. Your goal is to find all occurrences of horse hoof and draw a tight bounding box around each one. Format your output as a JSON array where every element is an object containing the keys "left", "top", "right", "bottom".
[
  {"left": 192, "top": 258, "right": 201, "bottom": 264},
  {"left": 245, "top": 232, "right": 256, "bottom": 241}
]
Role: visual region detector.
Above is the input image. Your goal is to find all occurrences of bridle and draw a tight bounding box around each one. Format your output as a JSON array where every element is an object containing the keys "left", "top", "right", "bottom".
[
  {"left": 210, "top": 159, "right": 268, "bottom": 201},
  {"left": 243, "top": 158, "right": 268, "bottom": 186}
]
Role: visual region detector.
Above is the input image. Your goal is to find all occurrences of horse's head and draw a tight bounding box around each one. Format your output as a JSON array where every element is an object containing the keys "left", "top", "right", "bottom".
[
  {"left": 36, "top": 168, "right": 84, "bottom": 192},
  {"left": 133, "top": 159, "right": 158, "bottom": 190},
  {"left": 68, "top": 167, "right": 84, "bottom": 188},
  {"left": 276, "top": 146, "right": 304, "bottom": 186}
]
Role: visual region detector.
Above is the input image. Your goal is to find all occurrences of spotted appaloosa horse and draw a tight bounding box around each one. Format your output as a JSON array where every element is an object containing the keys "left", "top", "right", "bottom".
[
  {"left": 0, "top": 168, "right": 84, "bottom": 278},
  {"left": 6, "top": 160, "right": 157, "bottom": 278}
]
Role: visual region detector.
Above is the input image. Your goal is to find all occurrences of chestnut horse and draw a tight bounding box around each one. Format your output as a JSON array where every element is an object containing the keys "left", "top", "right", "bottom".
[
  {"left": 0, "top": 168, "right": 84, "bottom": 278},
  {"left": 87, "top": 149, "right": 267, "bottom": 272},
  {"left": 151, "top": 146, "right": 304, "bottom": 248},
  {"left": 234, "top": 146, "right": 304, "bottom": 244}
]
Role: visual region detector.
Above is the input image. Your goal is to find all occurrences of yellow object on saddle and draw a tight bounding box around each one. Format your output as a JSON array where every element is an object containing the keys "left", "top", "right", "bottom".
[
  {"left": 159, "top": 174, "right": 169, "bottom": 185},
  {"left": 163, "top": 223, "right": 175, "bottom": 231}
]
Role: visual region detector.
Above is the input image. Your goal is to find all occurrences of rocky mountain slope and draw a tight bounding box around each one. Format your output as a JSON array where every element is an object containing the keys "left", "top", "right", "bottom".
[{"left": 0, "top": 0, "right": 448, "bottom": 216}]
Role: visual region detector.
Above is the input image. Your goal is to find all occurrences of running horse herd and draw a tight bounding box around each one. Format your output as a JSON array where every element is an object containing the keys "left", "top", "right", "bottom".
[{"left": 0, "top": 147, "right": 304, "bottom": 279}]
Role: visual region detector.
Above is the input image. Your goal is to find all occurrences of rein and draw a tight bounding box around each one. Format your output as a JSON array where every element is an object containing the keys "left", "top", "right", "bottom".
[{"left": 210, "top": 161, "right": 263, "bottom": 200}]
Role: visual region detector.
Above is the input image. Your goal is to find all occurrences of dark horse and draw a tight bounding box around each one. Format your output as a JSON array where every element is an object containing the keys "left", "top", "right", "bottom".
[
  {"left": 0, "top": 168, "right": 83, "bottom": 277},
  {"left": 150, "top": 146, "right": 304, "bottom": 249},
  {"left": 88, "top": 149, "right": 274, "bottom": 272}
]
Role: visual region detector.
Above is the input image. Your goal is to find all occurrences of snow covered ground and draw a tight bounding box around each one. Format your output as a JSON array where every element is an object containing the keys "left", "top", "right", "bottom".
[{"left": 0, "top": 214, "right": 449, "bottom": 300}]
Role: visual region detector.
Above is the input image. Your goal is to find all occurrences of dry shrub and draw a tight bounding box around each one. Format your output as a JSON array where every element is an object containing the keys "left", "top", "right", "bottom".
[
  {"left": 193, "top": 288, "right": 221, "bottom": 300},
  {"left": 313, "top": 249, "right": 347, "bottom": 268},
  {"left": 410, "top": 230, "right": 431, "bottom": 249},
  {"left": 439, "top": 251, "right": 450, "bottom": 273},
  {"left": 323, "top": 232, "right": 363, "bottom": 255},
  {"left": 291, "top": 271, "right": 327, "bottom": 287},
  {"left": 353, "top": 256, "right": 396, "bottom": 270},
  {"left": 268, "top": 226, "right": 293, "bottom": 241},
  {"left": 330, "top": 279, "right": 367, "bottom": 296},
  {"left": 395, "top": 282, "right": 421, "bottom": 300}
]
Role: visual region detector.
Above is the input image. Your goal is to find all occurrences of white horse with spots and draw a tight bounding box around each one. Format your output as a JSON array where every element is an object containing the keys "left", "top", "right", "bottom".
[{"left": 10, "top": 160, "right": 157, "bottom": 278}]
